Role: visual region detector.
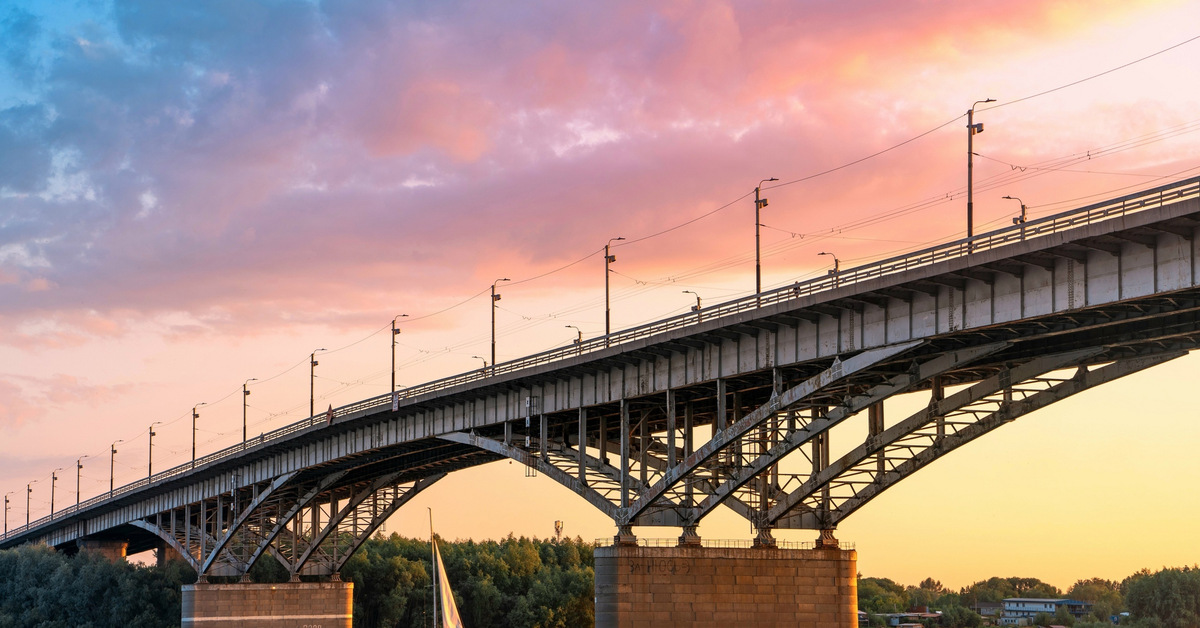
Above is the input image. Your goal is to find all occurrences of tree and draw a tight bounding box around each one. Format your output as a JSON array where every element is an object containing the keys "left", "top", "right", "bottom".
[
  {"left": 1068, "top": 577, "right": 1123, "bottom": 621},
  {"left": 959, "top": 576, "right": 1062, "bottom": 607},
  {"left": 939, "top": 603, "right": 983, "bottom": 628},
  {"left": 859, "top": 576, "right": 908, "bottom": 614},
  {"left": 1125, "top": 566, "right": 1200, "bottom": 628}
]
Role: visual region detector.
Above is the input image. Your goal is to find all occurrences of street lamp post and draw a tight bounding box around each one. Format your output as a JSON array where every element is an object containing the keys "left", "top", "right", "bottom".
[
  {"left": 490, "top": 279, "right": 509, "bottom": 372},
  {"left": 50, "top": 469, "right": 61, "bottom": 517},
  {"left": 565, "top": 325, "right": 583, "bottom": 355},
  {"left": 818, "top": 252, "right": 841, "bottom": 287},
  {"left": 310, "top": 349, "right": 326, "bottom": 418},
  {"left": 1002, "top": 195, "right": 1028, "bottom": 239},
  {"left": 110, "top": 440, "right": 123, "bottom": 497},
  {"left": 682, "top": 290, "right": 703, "bottom": 322},
  {"left": 391, "top": 315, "right": 408, "bottom": 395},
  {"left": 242, "top": 378, "right": 257, "bottom": 445},
  {"left": 470, "top": 355, "right": 488, "bottom": 372},
  {"left": 26, "top": 480, "right": 35, "bottom": 526},
  {"left": 967, "top": 99, "right": 995, "bottom": 242},
  {"left": 755, "top": 178, "right": 779, "bottom": 297},
  {"left": 76, "top": 456, "right": 87, "bottom": 507},
  {"left": 191, "top": 403, "right": 207, "bottom": 469},
  {"left": 604, "top": 237, "right": 625, "bottom": 342},
  {"left": 148, "top": 422, "right": 162, "bottom": 479},
  {"left": 3, "top": 492, "right": 9, "bottom": 538}
]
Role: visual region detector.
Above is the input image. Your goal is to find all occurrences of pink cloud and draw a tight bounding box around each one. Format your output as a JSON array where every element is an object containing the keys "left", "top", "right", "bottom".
[{"left": 0, "top": 374, "right": 134, "bottom": 427}]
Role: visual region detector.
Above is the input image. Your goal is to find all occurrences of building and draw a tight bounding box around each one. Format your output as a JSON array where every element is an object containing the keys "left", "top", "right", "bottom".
[
  {"left": 972, "top": 601, "right": 1002, "bottom": 618},
  {"left": 1000, "top": 598, "right": 1092, "bottom": 625}
]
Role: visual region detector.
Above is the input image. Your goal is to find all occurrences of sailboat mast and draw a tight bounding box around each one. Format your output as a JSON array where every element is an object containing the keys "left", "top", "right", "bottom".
[{"left": 429, "top": 507, "right": 436, "bottom": 628}]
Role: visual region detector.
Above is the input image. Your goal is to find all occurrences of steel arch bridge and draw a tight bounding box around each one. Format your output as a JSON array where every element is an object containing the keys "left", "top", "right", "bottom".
[{"left": 4, "top": 177, "right": 1200, "bottom": 581}]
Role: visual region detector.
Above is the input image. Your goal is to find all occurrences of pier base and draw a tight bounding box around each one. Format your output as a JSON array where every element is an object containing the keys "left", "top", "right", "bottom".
[
  {"left": 182, "top": 581, "right": 353, "bottom": 627},
  {"left": 595, "top": 544, "right": 857, "bottom": 628}
]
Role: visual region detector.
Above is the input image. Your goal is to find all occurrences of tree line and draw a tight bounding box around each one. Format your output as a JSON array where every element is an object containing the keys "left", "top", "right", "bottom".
[
  {"left": 0, "top": 534, "right": 593, "bottom": 628},
  {"left": 859, "top": 567, "right": 1200, "bottom": 628},
  {"left": 1, "top": 537, "right": 1198, "bottom": 627}
]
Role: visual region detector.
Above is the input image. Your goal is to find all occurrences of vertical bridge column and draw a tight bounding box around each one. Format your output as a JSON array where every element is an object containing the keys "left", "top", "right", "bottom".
[{"left": 595, "top": 544, "right": 857, "bottom": 628}]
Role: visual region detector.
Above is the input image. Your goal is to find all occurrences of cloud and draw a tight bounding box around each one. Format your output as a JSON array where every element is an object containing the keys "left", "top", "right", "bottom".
[
  {"left": 0, "top": 0, "right": 1195, "bottom": 351},
  {"left": 0, "top": 373, "right": 133, "bottom": 427}
]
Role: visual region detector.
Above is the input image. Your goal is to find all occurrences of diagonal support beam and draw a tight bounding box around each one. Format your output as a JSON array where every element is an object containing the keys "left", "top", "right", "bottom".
[
  {"left": 330, "top": 473, "right": 444, "bottom": 574},
  {"left": 824, "top": 350, "right": 1184, "bottom": 527},
  {"left": 293, "top": 471, "right": 405, "bottom": 570},
  {"left": 680, "top": 342, "right": 1009, "bottom": 527},
  {"left": 129, "top": 519, "right": 203, "bottom": 573},
  {"left": 766, "top": 347, "right": 1102, "bottom": 527},
  {"left": 440, "top": 432, "right": 624, "bottom": 519},
  {"left": 242, "top": 469, "right": 350, "bottom": 573},
  {"left": 200, "top": 471, "right": 298, "bottom": 575},
  {"left": 619, "top": 340, "right": 925, "bottom": 525}
]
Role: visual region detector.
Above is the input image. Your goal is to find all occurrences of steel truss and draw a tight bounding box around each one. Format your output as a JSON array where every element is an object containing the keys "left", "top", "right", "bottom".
[
  {"left": 778, "top": 349, "right": 1184, "bottom": 529},
  {"left": 130, "top": 469, "right": 443, "bottom": 579},
  {"left": 438, "top": 338, "right": 1189, "bottom": 544}
]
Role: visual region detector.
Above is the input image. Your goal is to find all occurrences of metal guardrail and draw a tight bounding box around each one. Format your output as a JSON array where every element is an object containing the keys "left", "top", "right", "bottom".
[
  {"left": 5, "top": 176, "right": 1198, "bottom": 543},
  {"left": 592, "top": 537, "right": 855, "bottom": 550}
]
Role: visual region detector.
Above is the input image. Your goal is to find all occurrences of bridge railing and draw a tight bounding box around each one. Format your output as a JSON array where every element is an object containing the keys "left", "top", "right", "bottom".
[
  {"left": 5, "top": 176, "right": 1198, "bottom": 543},
  {"left": 592, "top": 537, "right": 856, "bottom": 550}
]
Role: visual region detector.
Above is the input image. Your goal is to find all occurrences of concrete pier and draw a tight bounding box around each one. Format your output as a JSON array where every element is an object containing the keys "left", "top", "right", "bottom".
[
  {"left": 594, "top": 544, "right": 857, "bottom": 628},
  {"left": 182, "top": 581, "right": 353, "bottom": 627},
  {"left": 76, "top": 539, "right": 128, "bottom": 562}
]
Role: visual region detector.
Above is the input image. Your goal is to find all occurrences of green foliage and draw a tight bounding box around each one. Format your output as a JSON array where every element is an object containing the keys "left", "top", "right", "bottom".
[
  {"left": 1124, "top": 566, "right": 1200, "bottom": 628},
  {"left": 0, "top": 544, "right": 193, "bottom": 627},
  {"left": 858, "top": 576, "right": 908, "bottom": 613},
  {"left": 939, "top": 603, "right": 983, "bottom": 627},
  {"left": 342, "top": 533, "right": 594, "bottom": 628},
  {"left": 958, "top": 576, "right": 1062, "bottom": 606},
  {"left": 1054, "top": 603, "right": 1077, "bottom": 626},
  {"left": 858, "top": 576, "right": 980, "bottom": 627},
  {"left": 1069, "top": 577, "right": 1124, "bottom": 621}
]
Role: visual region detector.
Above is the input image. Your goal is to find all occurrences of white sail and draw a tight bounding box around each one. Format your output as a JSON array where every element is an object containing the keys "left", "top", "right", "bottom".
[{"left": 434, "top": 538, "right": 465, "bottom": 628}]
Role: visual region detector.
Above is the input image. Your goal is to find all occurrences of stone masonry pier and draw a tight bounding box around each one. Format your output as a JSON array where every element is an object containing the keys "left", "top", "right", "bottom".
[
  {"left": 182, "top": 581, "right": 353, "bottom": 627},
  {"left": 594, "top": 544, "right": 857, "bottom": 628}
]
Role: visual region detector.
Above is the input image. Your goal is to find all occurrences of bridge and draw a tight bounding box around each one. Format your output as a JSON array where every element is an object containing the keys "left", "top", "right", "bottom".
[{"left": 4, "top": 176, "right": 1200, "bottom": 627}]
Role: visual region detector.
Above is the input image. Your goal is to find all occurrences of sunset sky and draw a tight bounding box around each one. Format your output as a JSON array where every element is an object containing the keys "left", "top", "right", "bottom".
[{"left": 3, "top": 0, "right": 1200, "bottom": 590}]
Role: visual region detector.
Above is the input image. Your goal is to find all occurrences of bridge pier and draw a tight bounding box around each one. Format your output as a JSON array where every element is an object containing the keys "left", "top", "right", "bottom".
[
  {"left": 155, "top": 540, "right": 187, "bottom": 567},
  {"left": 182, "top": 581, "right": 353, "bottom": 627},
  {"left": 595, "top": 542, "right": 857, "bottom": 628},
  {"left": 76, "top": 538, "right": 128, "bottom": 562}
]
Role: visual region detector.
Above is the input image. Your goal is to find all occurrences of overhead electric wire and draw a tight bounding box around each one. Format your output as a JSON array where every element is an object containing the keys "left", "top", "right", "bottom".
[{"left": 982, "top": 33, "right": 1200, "bottom": 112}]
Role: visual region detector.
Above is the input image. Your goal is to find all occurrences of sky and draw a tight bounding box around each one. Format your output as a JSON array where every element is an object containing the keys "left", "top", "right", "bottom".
[{"left": 2, "top": 0, "right": 1200, "bottom": 590}]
